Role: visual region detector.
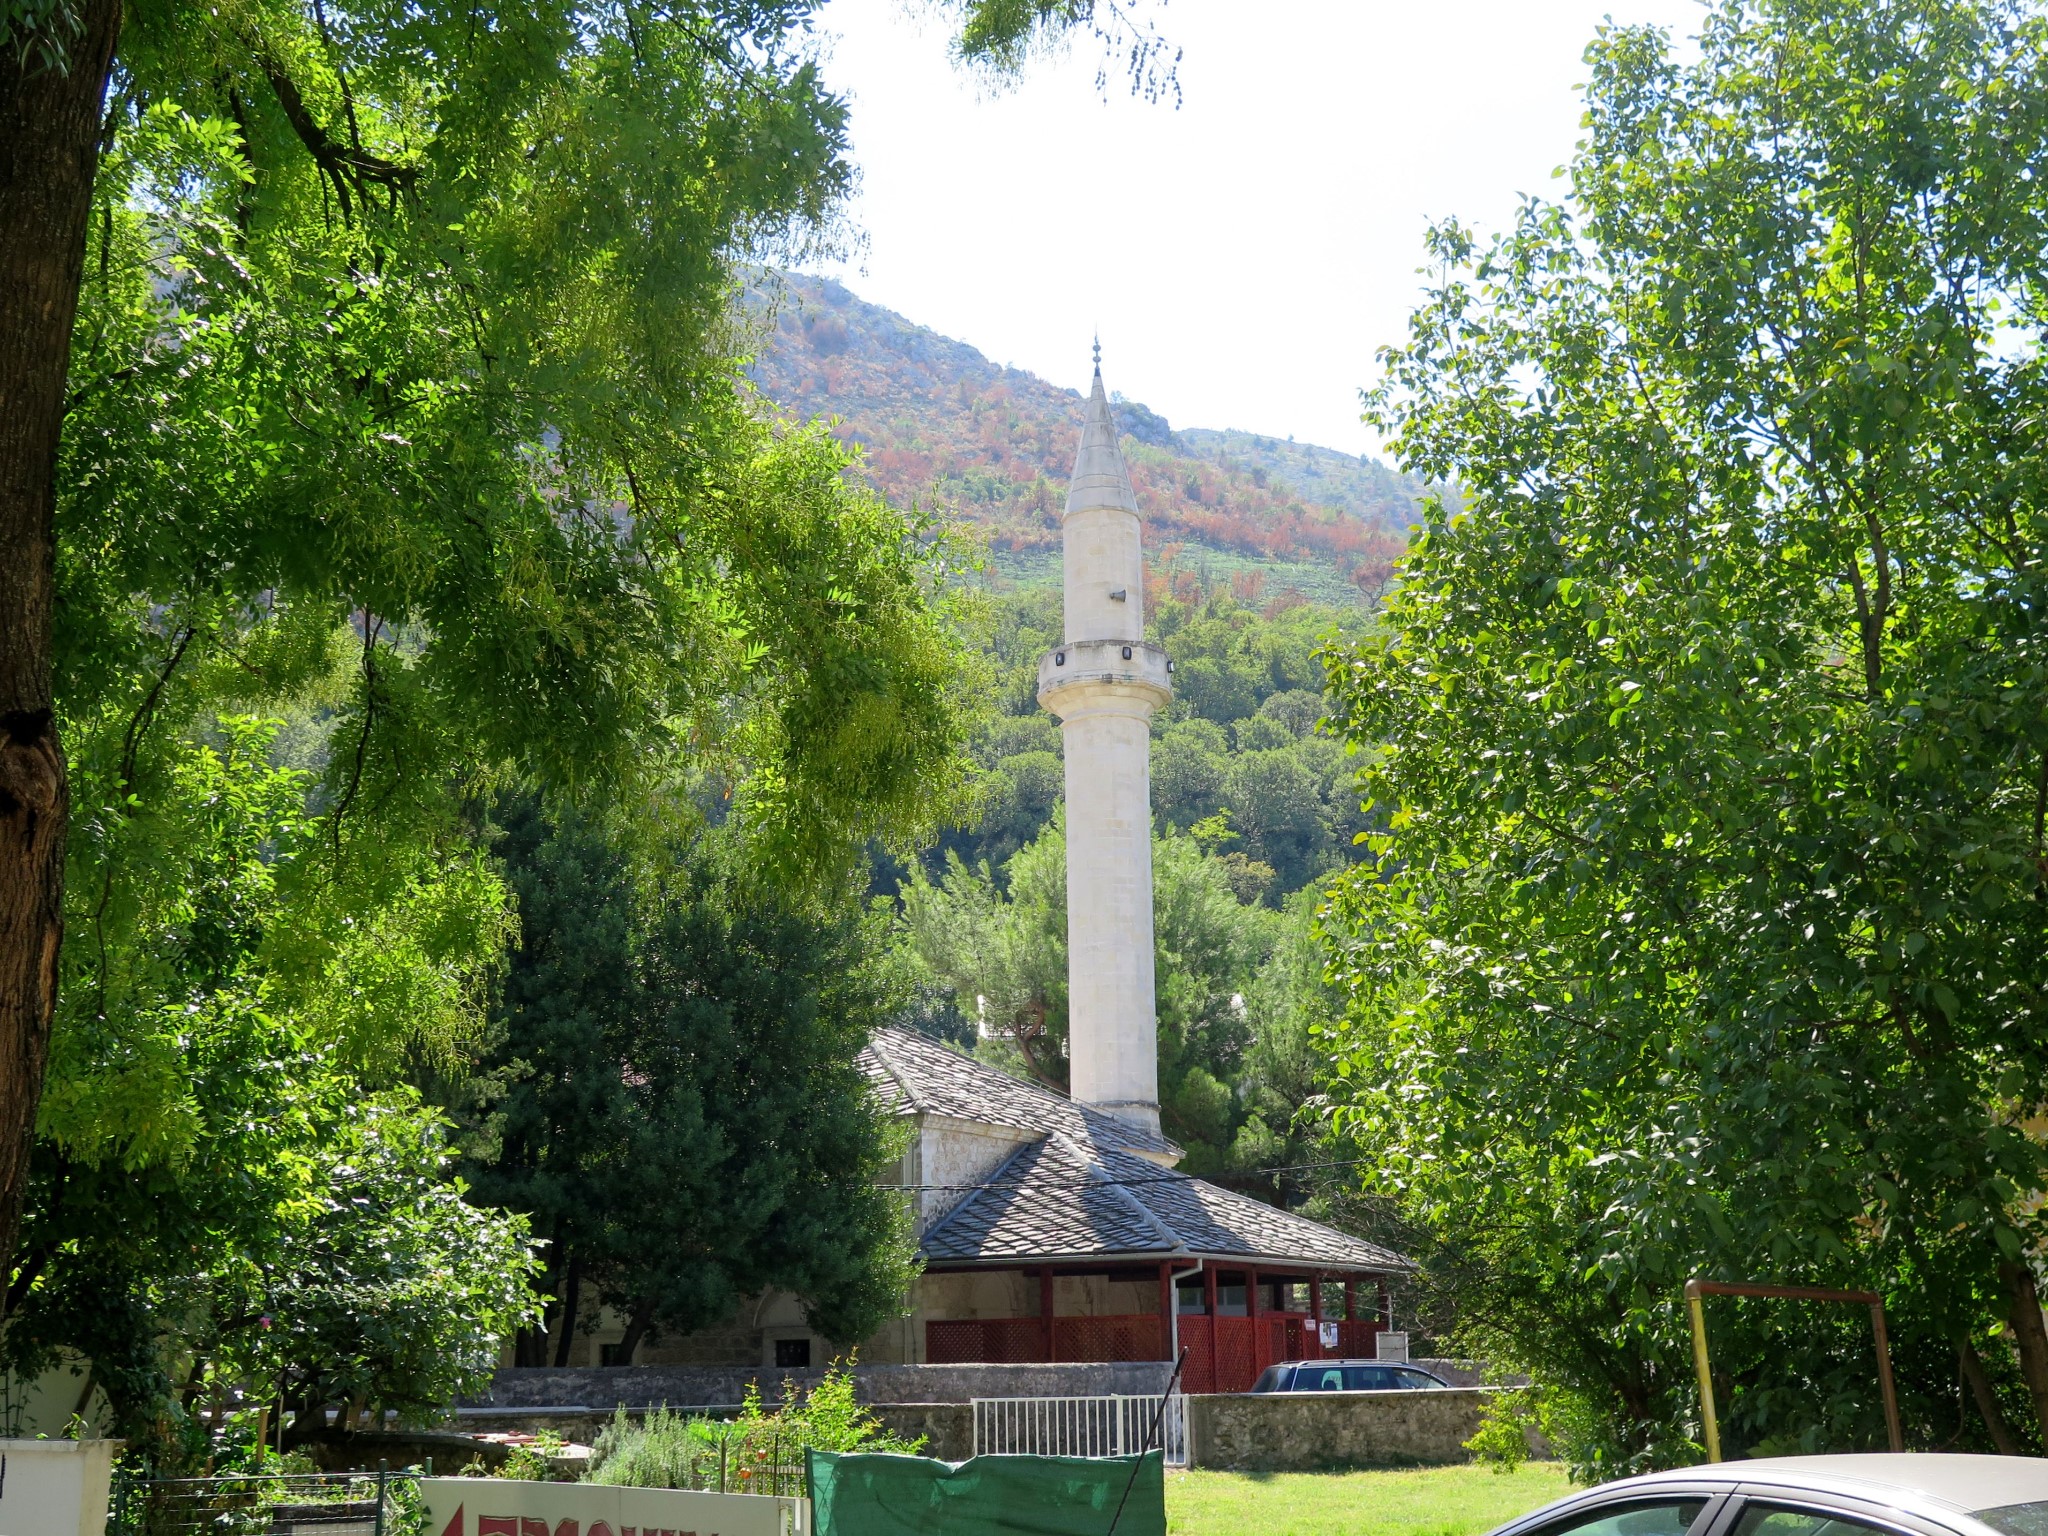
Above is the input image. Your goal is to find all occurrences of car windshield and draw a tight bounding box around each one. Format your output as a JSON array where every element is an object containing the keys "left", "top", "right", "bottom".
[{"left": 1975, "top": 1504, "right": 2048, "bottom": 1536}]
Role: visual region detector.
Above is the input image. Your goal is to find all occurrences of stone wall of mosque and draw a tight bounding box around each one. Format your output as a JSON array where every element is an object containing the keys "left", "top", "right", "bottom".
[{"left": 912, "top": 1113, "right": 1038, "bottom": 1233}]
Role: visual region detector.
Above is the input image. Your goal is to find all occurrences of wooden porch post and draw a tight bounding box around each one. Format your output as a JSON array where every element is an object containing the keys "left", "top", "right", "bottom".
[
  {"left": 1308, "top": 1277, "right": 1323, "bottom": 1360},
  {"left": 1204, "top": 1262, "right": 1219, "bottom": 1381},
  {"left": 1247, "top": 1264, "right": 1263, "bottom": 1376},
  {"left": 1157, "top": 1262, "right": 1174, "bottom": 1361},
  {"left": 1041, "top": 1267, "right": 1056, "bottom": 1363}
]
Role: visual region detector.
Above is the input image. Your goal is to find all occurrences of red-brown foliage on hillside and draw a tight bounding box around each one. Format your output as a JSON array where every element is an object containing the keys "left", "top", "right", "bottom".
[{"left": 745, "top": 274, "right": 1420, "bottom": 602}]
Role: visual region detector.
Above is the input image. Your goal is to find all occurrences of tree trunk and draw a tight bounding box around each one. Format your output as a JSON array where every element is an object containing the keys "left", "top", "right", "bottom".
[
  {"left": 615, "top": 1297, "right": 657, "bottom": 1366},
  {"left": 1960, "top": 1337, "right": 2023, "bottom": 1455},
  {"left": 1999, "top": 1259, "right": 2048, "bottom": 1445},
  {"left": 552, "top": 1255, "right": 583, "bottom": 1367},
  {"left": 0, "top": 0, "right": 121, "bottom": 1306}
]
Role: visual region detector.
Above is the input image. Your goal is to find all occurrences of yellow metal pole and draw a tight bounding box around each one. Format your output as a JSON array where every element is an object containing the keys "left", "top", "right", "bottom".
[
  {"left": 1869, "top": 1300, "right": 1904, "bottom": 1454},
  {"left": 1686, "top": 1283, "right": 1722, "bottom": 1463}
]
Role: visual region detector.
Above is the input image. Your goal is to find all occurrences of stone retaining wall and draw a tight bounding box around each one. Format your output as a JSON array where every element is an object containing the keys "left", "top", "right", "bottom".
[
  {"left": 867, "top": 1402, "right": 974, "bottom": 1461},
  {"left": 474, "top": 1360, "right": 1175, "bottom": 1410},
  {"left": 1186, "top": 1388, "right": 1491, "bottom": 1471}
]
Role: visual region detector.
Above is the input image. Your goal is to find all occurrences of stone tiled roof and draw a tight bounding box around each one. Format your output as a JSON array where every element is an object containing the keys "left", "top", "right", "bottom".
[
  {"left": 919, "top": 1136, "right": 1409, "bottom": 1273},
  {"left": 859, "top": 1027, "right": 1181, "bottom": 1160},
  {"left": 861, "top": 1027, "right": 1408, "bottom": 1272}
]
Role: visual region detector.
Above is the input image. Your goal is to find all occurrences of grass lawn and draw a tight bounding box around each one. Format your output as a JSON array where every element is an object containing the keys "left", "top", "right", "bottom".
[{"left": 1165, "top": 1461, "right": 1576, "bottom": 1536}]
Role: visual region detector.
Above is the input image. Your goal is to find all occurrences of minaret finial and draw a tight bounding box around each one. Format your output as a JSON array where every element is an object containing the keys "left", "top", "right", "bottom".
[{"left": 1092, "top": 332, "right": 1101, "bottom": 375}]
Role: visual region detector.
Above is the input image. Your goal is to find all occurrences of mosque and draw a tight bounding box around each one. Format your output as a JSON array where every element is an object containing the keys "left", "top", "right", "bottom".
[{"left": 575, "top": 362, "right": 1409, "bottom": 1396}]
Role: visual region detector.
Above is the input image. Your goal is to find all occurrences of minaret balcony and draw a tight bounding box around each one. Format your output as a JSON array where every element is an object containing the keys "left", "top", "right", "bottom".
[{"left": 1037, "top": 639, "right": 1173, "bottom": 715}]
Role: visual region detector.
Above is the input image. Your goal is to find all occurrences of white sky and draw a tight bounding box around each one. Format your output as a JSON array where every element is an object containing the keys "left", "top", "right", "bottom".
[{"left": 804, "top": 0, "right": 1708, "bottom": 457}]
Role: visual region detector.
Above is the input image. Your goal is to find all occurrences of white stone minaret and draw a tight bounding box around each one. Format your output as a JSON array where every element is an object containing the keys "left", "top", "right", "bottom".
[{"left": 1036, "top": 353, "right": 1173, "bottom": 1139}]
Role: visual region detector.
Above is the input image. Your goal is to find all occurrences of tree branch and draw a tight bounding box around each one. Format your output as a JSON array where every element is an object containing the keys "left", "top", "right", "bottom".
[{"left": 260, "top": 57, "right": 416, "bottom": 222}]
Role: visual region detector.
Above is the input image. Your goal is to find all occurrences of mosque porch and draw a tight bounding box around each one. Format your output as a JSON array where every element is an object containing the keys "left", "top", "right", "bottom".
[{"left": 918, "top": 1261, "right": 1395, "bottom": 1394}]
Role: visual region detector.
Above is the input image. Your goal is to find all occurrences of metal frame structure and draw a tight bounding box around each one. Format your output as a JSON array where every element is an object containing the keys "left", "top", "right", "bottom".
[{"left": 1683, "top": 1278, "right": 1903, "bottom": 1461}]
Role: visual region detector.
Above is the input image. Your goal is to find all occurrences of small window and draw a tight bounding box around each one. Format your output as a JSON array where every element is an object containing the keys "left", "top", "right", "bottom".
[
  {"left": 1250, "top": 1366, "right": 1290, "bottom": 1393},
  {"left": 1342, "top": 1366, "right": 1394, "bottom": 1390},
  {"left": 775, "top": 1337, "right": 812, "bottom": 1369},
  {"left": 1731, "top": 1507, "right": 1898, "bottom": 1536},
  {"left": 1176, "top": 1284, "right": 1207, "bottom": 1315},
  {"left": 1293, "top": 1368, "right": 1346, "bottom": 1392},
  {"left": 599, "top": 1342, "right": 634, "bottom": 1367},
  {"left": 1214, "top": 1284, "right": 1248, "bottom": 1317},
  {"left": 1394, "top": 1368, "right": 1440, "bottom": 1389},
  {"left": 1539, "top": 1501, "right": 1709, "bottom": 1536}
]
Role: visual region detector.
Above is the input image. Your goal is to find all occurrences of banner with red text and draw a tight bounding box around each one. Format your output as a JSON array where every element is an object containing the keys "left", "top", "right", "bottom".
[{"left": 421, "top": 1476, "right": 806, "bottom": 1536}]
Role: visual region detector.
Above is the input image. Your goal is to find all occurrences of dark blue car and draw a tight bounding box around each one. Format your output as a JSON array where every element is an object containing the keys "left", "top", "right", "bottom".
[{"left": 1249, "top": 1360, "right": 1451, "bottom": 1393}]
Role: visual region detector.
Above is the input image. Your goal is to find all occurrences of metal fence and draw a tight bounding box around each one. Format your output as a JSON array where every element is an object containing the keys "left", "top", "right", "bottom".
[
  {"left": 971, "top": 1394, "right": 1188, "bottom": 1468},
  {"left": 108, "top": 1467, "right": 417, "bottom": 1536}
]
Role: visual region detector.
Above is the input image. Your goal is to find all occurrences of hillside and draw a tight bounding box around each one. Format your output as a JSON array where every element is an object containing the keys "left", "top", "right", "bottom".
[{"left": 744, "top": 272, "right": 1424, "bottom": 608}]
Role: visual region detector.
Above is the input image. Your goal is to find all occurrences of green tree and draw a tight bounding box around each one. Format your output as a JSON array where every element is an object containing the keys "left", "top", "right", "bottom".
[
  {"left": 462, "top": 805, "right": 918, "bottom": 1367},
  {"left": 4, "top": 717, "right": 535, "bottom": 1458},
  {"left": 455, "top": 799, "right": 637, "bottom": 1367},
  {"left": 1326, "top": 0, "right": 2048, "bottom": 1468},
  {"left": 0, "top": 0, "right": 974, "bottom": 1299},
  {"left": 240, "top": 1100, "right": 540, "bottom": 1440},
  {"left": 1153, "top": 718, "right": 1230, "bottom": 831}
]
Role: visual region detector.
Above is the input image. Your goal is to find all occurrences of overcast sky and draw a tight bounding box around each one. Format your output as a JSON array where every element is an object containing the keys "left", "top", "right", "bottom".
[{"left": 802, "top": 0, "right": 1707, "bottom": 457}]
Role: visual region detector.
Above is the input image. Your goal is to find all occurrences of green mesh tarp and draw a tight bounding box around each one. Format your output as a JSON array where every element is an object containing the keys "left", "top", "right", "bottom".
[{"left": 807, "top": 1449, "right": 1166, "bottom": 1536}]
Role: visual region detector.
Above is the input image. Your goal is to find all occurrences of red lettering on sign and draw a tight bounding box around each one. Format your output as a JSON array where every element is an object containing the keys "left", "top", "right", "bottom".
[
  {"left": 439, "top": 1505, "right": 465, "bottom": 1536},
  {"left": 522, "top": 1522, "right": 549, "bottom": 1536},
  {"left": 552, "top": 1523, "right": 579, "bottom": 1536},
  {"left": 479, "top": 1520, "right": 517, "bottom": 1536},
  {"left": 588, "top": 1525, "right": 614, "bottom": 1536}
]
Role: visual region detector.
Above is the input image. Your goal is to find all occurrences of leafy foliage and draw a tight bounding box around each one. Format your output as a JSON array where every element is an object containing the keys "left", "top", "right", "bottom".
[
  {"left": 26, "top": 0, "right": 978, "bottom": 1464},
  {"left": 926, "top": 0, "right": 1181, "bottom": 103},
  {"left": 1325, "top": 0, "right": 2048, "bottom": 1473},
  {"left": 8, "top": 717, "right": 536, "bottom": 1460},
  {"left": 233, "top": 1100, "right": 540, "bottom": 1430},
  {"left": 459, "top": 802, "right": 919, "bottom": 1365},
  {"left": 925, "top": 587, "right": 1371, "bottom": 894},
  {"left": 586, "top": 1362, "right": 921, "bottom": 1492}
]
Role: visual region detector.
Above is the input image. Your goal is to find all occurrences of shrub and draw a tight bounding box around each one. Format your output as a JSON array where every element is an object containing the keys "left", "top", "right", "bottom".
[{"left": 586, "top": 1360, "right": 924, "bottom": 1493}]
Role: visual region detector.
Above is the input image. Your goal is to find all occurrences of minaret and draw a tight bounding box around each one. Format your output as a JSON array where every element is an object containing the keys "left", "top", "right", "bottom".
[{"left": 1037, "top": 350, "right": 1173, "bottom": 1139}]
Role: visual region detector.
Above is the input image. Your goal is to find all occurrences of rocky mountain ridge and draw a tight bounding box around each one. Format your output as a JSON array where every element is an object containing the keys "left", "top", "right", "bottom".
[{"left": 744, "top": 273, "right": 1424, "bottom": 608}]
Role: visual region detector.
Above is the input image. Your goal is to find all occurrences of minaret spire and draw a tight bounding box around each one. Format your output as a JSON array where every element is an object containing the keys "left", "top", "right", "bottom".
[{"left": 1036, "top": 360, "right": 1174, "bottom": 1145}]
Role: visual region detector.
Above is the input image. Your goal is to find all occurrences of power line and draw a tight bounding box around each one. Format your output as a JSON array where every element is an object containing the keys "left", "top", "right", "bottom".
[{"left": 883, "top": 1158, "right": 1374, "bottom": 1193}]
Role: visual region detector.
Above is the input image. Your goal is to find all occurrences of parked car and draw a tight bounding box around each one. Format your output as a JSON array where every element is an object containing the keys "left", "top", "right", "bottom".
[
  {"left": 1248, "top": 1360, "right": 1451, "bottom": 1393},
  {"left": 1481, "top": 1456, "right": 2048, "bottom": 1536}
]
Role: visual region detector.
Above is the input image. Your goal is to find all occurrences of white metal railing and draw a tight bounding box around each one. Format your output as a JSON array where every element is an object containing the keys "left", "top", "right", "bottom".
[{"left": 971, "top": 1394, "right": 1188, "bottom": 1467}]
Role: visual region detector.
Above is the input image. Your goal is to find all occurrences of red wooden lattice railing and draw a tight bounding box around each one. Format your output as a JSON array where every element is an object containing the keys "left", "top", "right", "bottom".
[
  {"left": 926, "top": 1316, "right": 1047, "bottom": 1365},
  {"left": 926, "top": 1294, "right": 1387, "bottom": 1391}
]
